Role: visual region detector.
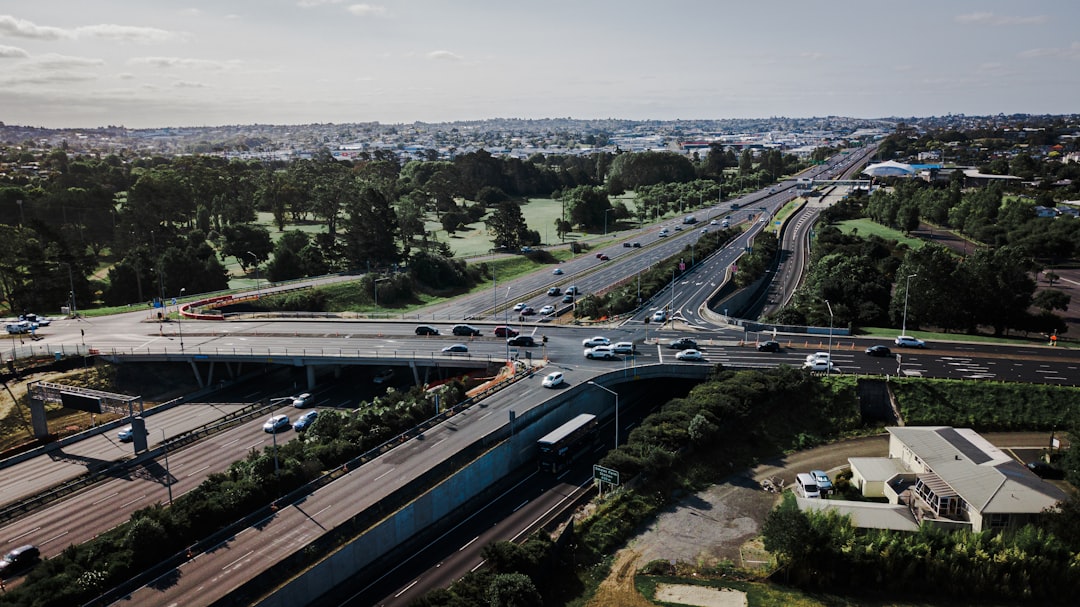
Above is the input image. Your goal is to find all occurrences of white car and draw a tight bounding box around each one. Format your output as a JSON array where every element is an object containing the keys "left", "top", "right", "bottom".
[
  {"left": 804, "top": 360, "right": 838, "bottom": 373},
  {"left": 805, "top": 352, "right": 831, "bottom": 363},
  {"left": 263, "top": 414, "right": 290, "bottom": 433},
  {"left": 675, "top": 349, "right": 704, "bottom": 361},
  {"left": 513, "top": 302, "right": 527, "bottom": 312},
  {"left": 538, "top": 305, "right": 555, "bottom": 315},
  {"left": 117, "top": 425, "right": 146, "bottom": 442},
  {"left": 541, "top": 372, "right": 564, "bottom": 388},
  {"left": 651, "top": 310, "right": 667, "bottom": 323},
  {"left": 292, "top": 393, "right": 313, "bottom": 408},
  {"left": 894, "top": 335, "right": 926, "bottom": 348},
  {"left": 584, "top": 345, "right": 617, "bottom": 360},
  {"left": 582, "top": 336, "right": 610, "bottom": 348},
  {"left": 612, "top": 342, "right": 636, "bottom": 355}
]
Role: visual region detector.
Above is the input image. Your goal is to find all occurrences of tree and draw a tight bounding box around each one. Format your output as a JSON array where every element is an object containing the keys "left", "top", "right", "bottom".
[
  {"left": 342, "top": 184, "right": 400, "bottom": 270},
  {"left": 1033, "top": 289, "right": 1071, "bottom": 313},
  {"left": 484, "top": 573, "right": 542, "bottom": 607},
  {"left": 761, "top": 492, "right": 815, "bottom": 564},
  {"left": 561, "top": 185, "right": 611, "bottom": 231},
  {"left": 486, "top": 201, "right": 528, "bottom": 250},
  {"left": 220, "top": 224, "right": 273, "bottom": 270}
]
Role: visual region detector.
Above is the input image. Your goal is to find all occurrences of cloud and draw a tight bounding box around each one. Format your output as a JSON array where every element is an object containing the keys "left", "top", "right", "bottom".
[
  {"left": 128, "top": 56, "right": 238, "bottom": 70},
  {"left": 1, "top": 72, "right": 97, "bottom": 86},
  {"left": 173, "top": 80, "right": 207, "bottom": 88},
  {"left": 33, "top": 53, "right": 106, "bottom": 69},
  {"left": 427, "top": 50, "right": 462, "bottom": 61},
  {"left": 180, "top": 8, "right": 202, "bottom": 18},
  {"left": 0, "top": 15, "right": 72, "bottom": 40},
  {"left": 298, "top": 0, "right": 346, "bottom": 7},
  {"left": 954, "top": 12, "right": 1047, "bottom": 26},
  {"left": 1019, "top": 41, "right": 1080, "bottom": 60},
  {"left": 347, "top": 4, "right": 386, "bottom": 17},
  {"left": 76, "top": 24, "right": 179, "bottom": 43},
  {"left": 0, "top": 44, "right": 30, "bottom": 59}
]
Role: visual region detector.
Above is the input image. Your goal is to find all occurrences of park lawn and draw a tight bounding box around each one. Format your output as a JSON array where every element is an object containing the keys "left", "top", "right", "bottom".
[{"left": 835, "top": 218, "right": 925, "bottom": 249}]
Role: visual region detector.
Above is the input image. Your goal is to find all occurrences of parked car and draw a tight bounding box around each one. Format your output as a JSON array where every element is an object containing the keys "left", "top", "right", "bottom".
[
  {"left": 507, "top": 335, "right": 537, "bottom": 347},
  {"left": 538, "top": 305, "right": 555, "bottom": 315},
  {"left": 493, "top": 326, "right": 519, "bottom": 338},
  {"left": 757, "top": 340, "right": 781, "bottom": 352},
  {"left": 668, "top": 337, "right": 698, "bottom": 350},
  {"left": 263, "top": 414, "right": 290, "bottom": 433},
  {"left": 865, "top": 344, "right": 893, "bottom": 357},
  {"left": 810, "top": 470, "right": 833, "bottom": 494},
  {"left": 442, "top": 343, "right": 469, "bottom": 353},
  {"left": 552, "top": 268, "right": 564, "bottom": 275},
  {"left": 414, "top": 325, "right": 440, "bottom": 336},
  {"left": 547, "top": 287, "right": 561, "bottom": 296},
  {"left": 452, "top": 324, "right": 482, "bottom": 336},
  {"left": 0, "top": 544, "right": 40, "bottom": 577},
  {"left": 561, "top": 294, "right": 574, "bottom": 304},
  {"left": 373, "top": 369, "right": 394, "bottom": 384},
  {"left": 675, "top": 349, "right": 704, "bottom": 361},
  {"left": 585, "top": 345, "right": 617, "bottom": 360},
  {"left": 541, "top": 372, "right": 564, "bottom": 388},
  {"left": 612, "top": 342, "right": 636, "bottom": 355},
  {"left": 293, "top": 410, "right": 318, "bottom": 431},
  {"left": 894, "top": 335, "right": 926, "bottom": 348},
  {"left": 582, "top": 336, "right": 610, "bottom": 348},
  {"left": 794, "top": 472, "right": 821, "bottom": 499},
  {"left": 292, "top": 392, "right": 313, "bottom": 408}
]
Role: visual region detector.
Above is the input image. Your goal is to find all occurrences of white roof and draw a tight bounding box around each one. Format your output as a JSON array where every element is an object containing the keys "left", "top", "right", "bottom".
[
  {"left": 862, "top": 160, "right": 915, "bottom": 176},
  {"left": 798, "top": 498, "right": 919, "bottom": 531}
]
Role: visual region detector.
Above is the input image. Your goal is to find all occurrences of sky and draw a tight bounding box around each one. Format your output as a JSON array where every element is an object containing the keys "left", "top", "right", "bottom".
[{"left": 1, "top": 1, "right": 1079, "bottom": 129}]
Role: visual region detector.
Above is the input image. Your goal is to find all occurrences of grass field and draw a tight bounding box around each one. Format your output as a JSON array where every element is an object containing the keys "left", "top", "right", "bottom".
[{"left": 835, "top": 218, "right": 925, "bottom": 249}]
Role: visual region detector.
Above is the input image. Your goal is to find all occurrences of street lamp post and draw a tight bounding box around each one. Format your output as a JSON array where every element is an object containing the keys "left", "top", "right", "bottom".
[
  {"left": 178, "top": 288, "right": 186, "bottom": 351},
  {"left": 604, "top": 208, "right": 615, "bottom": 236},
  {"left": 587, "top": 381, "right": 619, "bottom": 449},
  {"left": 901, "top": 273, "right": 917, "bottom": 337},
  {"left": 504, "top": 286, "right": 512, "bottom": 364},
  {"left": 162, "top": 429, "right": 173, "bottom": 505},
  {"left": 824, "top": 299, "right": 834, "bottom": 376}
]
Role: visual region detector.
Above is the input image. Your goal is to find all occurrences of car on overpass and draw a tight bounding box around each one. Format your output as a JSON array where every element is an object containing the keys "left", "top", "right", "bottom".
[
  {"left": 541, "top": 372, "right": 564, "bottom": 388},
  {"left": 452, "top": 324, "right": 482, "bottom": 337},
  {"left": 494, "top": 326, "right": 518, "bottom": 338},
  {"left": 507, "top": 335, "right": 537, "bottom": 347},
  {"left": 415, "top": 325, "right": 440, "bottom": 336},
  {"left": 442, "top": 343, "right": 469, "bottom": 354},
  {"left": 865, "top": 345, "right": 893, "bottom": 357},
  {"left": 675, "top": 349, "right": 704, "bottom": 361},
  {"left": 757, "top": 340, "right": 781, "bottom": 353},
  {"left": 668, "top": 337, "right": 697, "bottom": 350}
]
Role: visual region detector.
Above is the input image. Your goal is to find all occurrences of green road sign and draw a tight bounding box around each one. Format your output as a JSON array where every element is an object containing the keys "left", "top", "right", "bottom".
[{"left": 593, "top": 464, "right": 620, "bottom": 485}]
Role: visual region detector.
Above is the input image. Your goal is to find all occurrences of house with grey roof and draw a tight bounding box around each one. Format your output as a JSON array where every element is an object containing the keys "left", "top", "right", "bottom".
[{"left": 842, "top": 426, "right": 1067, "bottom": 533}]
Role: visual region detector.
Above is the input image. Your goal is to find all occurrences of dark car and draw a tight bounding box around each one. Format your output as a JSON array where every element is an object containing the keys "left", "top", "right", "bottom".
[
  {"left": 547, "top": 287, "right": 561, "bottom": 296},
  {"left": 507, "top": 335, "right": 537, "bottom": 347},
  {"left": 623, "top": 242, "right": 632, "bottom": 248},
  {"left": 520, "top": 306, "right": 536, "bottom": 316},
  {"left": 757, "top": 340, "right": 781, "bottom": 353},
  {"left": 415, "top": 325, "right": 439, "bottom": 336},
  {"left": 668, "top": 337, "right": 698, "bottom": 350},
  {"left": 598, "top": 254, "right": 610, "bottom": 261},
  {"left": 0, "top": 544, "right": 39, "bottom": 577},
  {"left": 1027, "top": 461, "right": 1065, "bottom": 480},
  {"left": 632, "top": 242, "right": 642, "bottom": 248},
  {"left": 493, "top": 326, "right": 519, "bottom": 338},
  {"left": 452, "top": 324, "right": 481, "bottom": 336},
  {"left": 561, "top": 294, "right": 574, "bottom": 304},
  {"left": 865, "top": 344, "right": 893, "bottom": 357},
  {"left": 442, "top": 343, "right": 469, "bottom": 354}
]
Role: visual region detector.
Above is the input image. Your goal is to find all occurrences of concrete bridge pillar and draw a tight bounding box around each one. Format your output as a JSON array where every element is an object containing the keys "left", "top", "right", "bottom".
[
  {"left": 28, "top": 396, "right": 49, "bottom": 438},
  {"left": 306, "top": 365, "right": 316, "bottom": 390}
]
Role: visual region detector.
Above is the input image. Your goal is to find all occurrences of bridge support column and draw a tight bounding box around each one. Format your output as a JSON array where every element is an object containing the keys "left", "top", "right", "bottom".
[
  {"left": 189, "top": 360, "right": 205, "bottom": 388},
  {"left": 28, "top": 396, "right": 49, "bottom": 438},
  {"left": 333, "top": 365, "right": 342, "bottom": 379},
  {"left": 206, "top": 361, "right": 215, "bottom": 387},
  {"left": 306, "top": 365, "right": 316, "bottom": 390},
  {"left": 410, "top": 361, "right": 421, "bottom": 387}
]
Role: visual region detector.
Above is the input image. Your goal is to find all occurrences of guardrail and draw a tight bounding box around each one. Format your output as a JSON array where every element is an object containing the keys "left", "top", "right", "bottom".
[{"left": 91, "top": 344, "right": 506, "bottom": 364}]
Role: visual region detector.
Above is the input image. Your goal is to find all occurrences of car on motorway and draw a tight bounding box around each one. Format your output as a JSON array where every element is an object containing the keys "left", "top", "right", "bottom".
[
  {"left": 623, "top": 242, "right": 632, "bottom": 248},
  {"left": 263, "top": 414, "right": 291, "bottom": 433},
  {"left": 547, "top": 287, "right": 561, "bottom": 296},
  {"left": 565, "top": 285, "right": 579, "bottom": 295},
  {"left": 513, "top": 302, "right": 527, "bottom": 312},
  {"left": 810, "top": 470, "right": 833, "bottom": 494},
  {"left": 652, "top": 310, "right": 667, "bottom": 323},
  {"left": 373, "top": 369, "right": 394, "bottom": 384},
  {"left": 757, "top": 340, "right": 781, "bottom": 352},
  {"left": 804, "top": 359, "right": 838, "bottom": 373},
  {"left": 442, "top": 343, "right": 469, "bottom": 354},
  {"left": 117, "top": 425, "right": 146, "bottom": 442},
  {"left": 452, "top": 324, "right": 482, "bottom": 336},
  {"left": 414, "top": 325, "right": 440, "bottom": 336},
  {"left": 508, "top": 335, "right": 537, "bottom": 347},
  {"left": 493, "top": 326, "right": 518, "bottom": 338},
  {"left": 582, "top": 336, "right": 610, "bottom": 348},
  {"left": 865, "top": 344, "right": 893, "bottom": 357},
  {"left": 709, "top": 219, "right": 718, "bottom": 225},
  {"left": 0, "top": 544, "right": 40, "bottom": 577},
  {"left": 895, "top": 335, "right": 926, "bottom": 348},
  {"left": 541, "top": 372, "right": 564, "bottom": 388},
  {"left": 674, "top": 225, "right": 683, "bottom": 231},
  {"left": 520, "top": 306, "right": 536, "bottom": 316},
  {"left": 598, "top": 254, "right": 609, "bottom": 261},
  {"left": 292, "top": 392, "right": 313, "bottom": 408},
  {"left": 805, "top": 351, "right": 831, "bottom": 363},
  {"left": 612, "top": 341, "right": 636, "bottom": 355},
  {"left": 538, "top": 304, "right": 555, "bottom": 315},
  {"left": 293, "top": 410, "right": 318, "bottom": 432},
  {"left": 632, "top": 241, "right": 642, "bottom": 247},
  {"left": 668, "top": 337, "right": 698, "bottom": 350},
  {"left": 584, "top": 345, "right": 617, "bottom": 360},
  {"left": 658, "top": 228, "right": 669, "bottom": 237},
  {"left": 561, "top": 294, "right": 574, "bottom": 304},
  {"left": 552, "top": 268, "right": 564, "bottom": 275},
  {"left": 701, "top": 227, "right": 708, "bottom": 234},
  {"left": 675, "top": 349, "right": 704, "bottom": 361}
]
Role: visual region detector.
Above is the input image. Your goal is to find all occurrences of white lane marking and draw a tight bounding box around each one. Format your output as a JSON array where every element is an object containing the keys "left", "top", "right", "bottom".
[
  {"left": 374, "top": 468, "right": 395, "bottom": 482},
  {"left": 92, "top": 492, "right": 119, "bottom": 506}
]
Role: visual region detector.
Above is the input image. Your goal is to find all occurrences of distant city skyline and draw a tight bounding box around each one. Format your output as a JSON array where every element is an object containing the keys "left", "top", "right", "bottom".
[{"left": 2, "top": 1, "right": 1079, "bottom": 129}]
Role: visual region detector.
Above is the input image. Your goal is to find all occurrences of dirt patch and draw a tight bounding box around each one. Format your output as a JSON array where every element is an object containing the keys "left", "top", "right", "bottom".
[{"left": 653, "top": 583, "right": 748, "bottom": 607}]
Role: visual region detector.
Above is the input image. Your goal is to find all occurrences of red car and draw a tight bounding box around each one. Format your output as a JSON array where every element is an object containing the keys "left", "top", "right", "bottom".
[
  {"left": 599, "top": 254, "right": 610, "bottom": 261},
  {"left": 494, "top": 326, "right": 519, "bottom": 338}
]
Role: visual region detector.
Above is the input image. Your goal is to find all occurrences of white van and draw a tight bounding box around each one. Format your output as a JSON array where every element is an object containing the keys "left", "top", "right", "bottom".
[{"left": 795, "top": 472, "right": 821, "bottom": 499}]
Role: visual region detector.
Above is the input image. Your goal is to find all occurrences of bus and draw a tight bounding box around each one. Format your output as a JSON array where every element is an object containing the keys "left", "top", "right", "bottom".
[{"left": 536, "top": 413, "right": 598, "bottom": 474}]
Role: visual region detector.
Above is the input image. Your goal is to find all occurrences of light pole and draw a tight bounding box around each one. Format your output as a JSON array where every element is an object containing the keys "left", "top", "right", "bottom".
[
  {"left": 178, "top": 288, "right": 186, "bottom": 351},
  {"left": 901, "top": 273, "right": 917, "bottom": 337},
  {"left": 246, "top": 251, "right": 261, "bottom": 297},
  {"left": 504, "top": 286, "right": 512, "bottom": 364},
  {"left": 162, "top": 429, "right": 173, "bottom": 505},
  {"left": 587, "top": 381, "right": 619, "bottom": 449},
  {"left": 604, "top": 208, "right": 615, "bottom": 236},
  {"left": 824, "top": 299, "right": 834, "bottom": 376}
]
